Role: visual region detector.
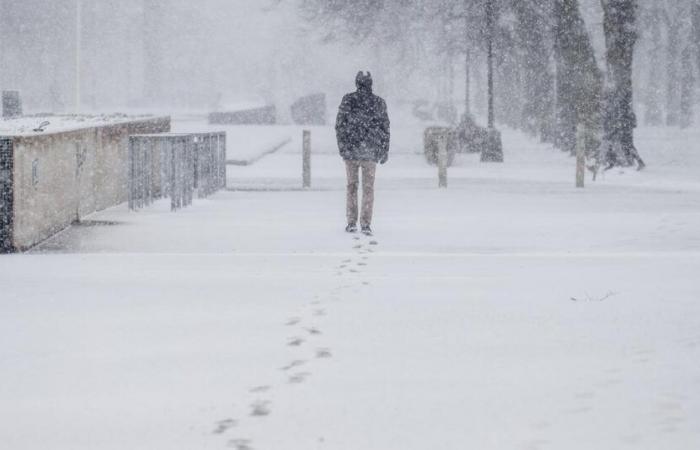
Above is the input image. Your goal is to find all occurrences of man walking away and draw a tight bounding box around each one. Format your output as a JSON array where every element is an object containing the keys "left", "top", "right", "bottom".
[{"left": 335, "top": 71, "right": 390, "bottom": 236}]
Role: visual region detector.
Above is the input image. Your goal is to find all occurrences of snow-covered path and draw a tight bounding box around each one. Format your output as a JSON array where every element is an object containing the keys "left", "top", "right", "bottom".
[{"left": 2, "top": 124, "right": 700, "bottom": 450}]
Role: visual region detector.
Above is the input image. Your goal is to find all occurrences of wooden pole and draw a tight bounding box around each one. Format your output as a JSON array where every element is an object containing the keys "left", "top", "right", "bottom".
[
  {"left": 302, "top": 130, "right": 311, "bottom": 188},
  {"left": 438, "top": 132, "right": 448, "bottom": 188},
  {"left": 576, "top": 125, "right": 585, "bottom": 188}
]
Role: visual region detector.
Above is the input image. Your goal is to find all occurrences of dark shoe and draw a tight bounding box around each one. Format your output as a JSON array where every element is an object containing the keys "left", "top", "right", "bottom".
[
  {"left": 346, "top": 223, "right": 357, "bottom": 233},
  {"left": 361, "top": 225, "right": 373, "bottom": 236}
]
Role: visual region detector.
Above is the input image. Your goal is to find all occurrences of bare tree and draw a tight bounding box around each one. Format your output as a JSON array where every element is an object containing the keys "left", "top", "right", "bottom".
[
  {"left": 695, "top": 1, "right": 700, "bottom": 76},
  {"left": 640, "top": 3, "right": 663, "bottom": 125},
  {"left": 553, "top": 0, "right": 602, "bottom": 155},
  {"left": 513, "top": 0, "right": 556, "bottom": 141},
  {"left": 600, "top": 0, "right": 645, "bottom": 169},
  {"left": 661, "top": 2, "right": 687, "bottom": 126}
]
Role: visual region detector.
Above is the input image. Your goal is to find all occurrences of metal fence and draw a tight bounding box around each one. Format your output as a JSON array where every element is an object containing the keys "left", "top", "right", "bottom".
[{"left": 128, "top": 132, "right": 226, "bottom": 212}]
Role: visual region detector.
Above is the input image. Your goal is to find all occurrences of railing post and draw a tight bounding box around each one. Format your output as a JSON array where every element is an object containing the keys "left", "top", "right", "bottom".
[
  {"left": 576, "top": 124, "right": 585, "bottom": 188},
  {"left": 302, "top": 129, "right": 311, "bottom": 189},
  {"left": 128, "top": 137, "right": 135, "bottom": 210},
  {"left": 170, "top": 139, "right": 177, "bottom": 211},
  {"left": 137, "top": 140, "right": 145, "bottom": 209},
  {"left": 437, "top": 132, "right": 448, "bottom": 188},
  {"left": 221, "top": 133, "right": 227, "bottom": 189}
]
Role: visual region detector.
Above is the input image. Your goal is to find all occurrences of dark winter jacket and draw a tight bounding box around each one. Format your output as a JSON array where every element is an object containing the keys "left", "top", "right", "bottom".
[{"left": 335, "top": 72, "right": 390, "bottom": 163}]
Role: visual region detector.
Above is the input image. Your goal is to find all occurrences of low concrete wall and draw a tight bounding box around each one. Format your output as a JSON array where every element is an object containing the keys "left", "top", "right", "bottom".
[{"left": 1, "top": 117, "right": 170, "bottom": 251}]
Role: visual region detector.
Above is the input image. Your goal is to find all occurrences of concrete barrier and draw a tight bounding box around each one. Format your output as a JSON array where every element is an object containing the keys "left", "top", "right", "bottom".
[
  {"left": 0, "top": 116, "right": 170, "bottom": 252},
  {"left": 290, "top": 93, "right": 326, "bottom": 125},
  {"left": 208, "top": 105, "right": 276, "bottom": 125}
]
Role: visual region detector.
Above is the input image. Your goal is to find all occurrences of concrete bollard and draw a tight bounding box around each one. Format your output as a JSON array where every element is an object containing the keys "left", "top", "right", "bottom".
[
  {"left": 2, "top": 91, "right": 22, "bottom": 119},
  {"left": 576, "top": 125, "right": 585, "bottom": 188},
  {"left": 437, "top": 132, "right": 448, "bottom": 188},
  {"left": 302, "top": 130, "right": 311, "bottom": 188}
]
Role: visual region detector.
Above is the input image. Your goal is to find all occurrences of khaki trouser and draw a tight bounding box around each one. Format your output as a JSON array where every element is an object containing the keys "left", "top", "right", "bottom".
[{"left": 345, "top": 160, "right": 377, "bottom": 227}]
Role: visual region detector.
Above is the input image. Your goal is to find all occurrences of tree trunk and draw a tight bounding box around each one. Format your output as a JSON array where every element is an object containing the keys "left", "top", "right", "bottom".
[
  {"left": 693, "top": 2, "right": 700, "bottom": 95},
  {"left": 465, "top": 49, "right": 471, "bottom": 117},
  {"left": 601, "top": 0, "right": 644, "bottom": 169},
  {"left": 664, "top": 8, "right": 681, "bottom": 126},
  {"left": 680, "top": 44, "right": 695, "bottom": 129},
  {"left": 643, "top": 6, "right": 663, "bottom": 125}
]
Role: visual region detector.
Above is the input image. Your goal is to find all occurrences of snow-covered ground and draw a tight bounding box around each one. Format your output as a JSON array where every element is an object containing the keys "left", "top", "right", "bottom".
[{"left": 1, "top": 118, "right": 699, "bottom": 450}]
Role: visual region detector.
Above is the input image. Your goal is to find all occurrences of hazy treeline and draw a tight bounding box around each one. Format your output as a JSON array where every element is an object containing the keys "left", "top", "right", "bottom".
[{"left": 301, "top": 0, "right": 699, "bottom": 166}]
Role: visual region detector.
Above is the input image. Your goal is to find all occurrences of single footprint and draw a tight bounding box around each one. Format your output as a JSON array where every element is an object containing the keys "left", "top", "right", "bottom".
[
  {"left": 228, "top": 438, "right": 254, "bottom": 450},
  {"left": 369, "top": 240, "right": 378, "bottom": 246},
  {"left": 523, "top": 438, "right": 551, "bottom": 450},
  {"left": 289, "top": 372, "right": 311, "bottom": 384},
  {"left": 288, "top": 337, "right": 305, "bottom": 347},
  {"left": 595, "top": 378, "right": 623, "bottom": 388},
  {"left": 342, "top": 259, "right": 352, "bottom": 263},
  {"left": 314, "top": 309, "right": 326, "bottom": 317},
  {"left": 249, "top": 385, "right": 271, "bottom": 393},
  {"left": 357, "top": 262, "right": 367, "bottom": 266},
  {"left": 349, "top": 269, "right": 359, "bottom": 273},
  {"left": 531, "top": 421, "right": 551, "bottom": 431},
  {"left": 353, "top": 244, "right": 362, "bottom": 249},
  {"left": 563, "top": 406, "right": 593, "bottom": 415},
  {"left": 250, "top": 401, "right": 271, "bottom": 417},
  {"left": 306, "top": 327, "right": 322, "bottom": 335},
  {"left": 362, "top": 281, "right": 370, "bottom": 286},
  {"left": 655, "top": 401, "right": 683, "bottom": 412},
  {"left": 575, "top": 392, "right": 595, "bottom": 400},
  {"left": 280, "top": 360, "right": 306, "bottom": 371},
  {"left": 619, "top": 434, "right": 642, "bottom": 445},
  {"left": 213, "top": 418, "right": 237, "bottom": 434},
  {"left": 285, "top": 317, "right": 300, "bottom": 326},
  {"left": 316, "top": 348, "right": 332, "bottom": 359},
  {"left": 633, "top": 348, "right": 655, "bottom": 356},
  {"left": 658, "top": 416, "right": 685, "bottom": 427}
]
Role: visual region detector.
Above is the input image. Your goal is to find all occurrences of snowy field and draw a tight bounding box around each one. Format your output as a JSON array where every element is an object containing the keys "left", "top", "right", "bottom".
[{"left": 1, "top": 120, "right": 700, "bottom": 450}]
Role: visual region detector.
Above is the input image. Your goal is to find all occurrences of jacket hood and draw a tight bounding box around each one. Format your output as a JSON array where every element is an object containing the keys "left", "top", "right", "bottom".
[{"left": 355, "top": 71, "right": 373, "bottom": 94}]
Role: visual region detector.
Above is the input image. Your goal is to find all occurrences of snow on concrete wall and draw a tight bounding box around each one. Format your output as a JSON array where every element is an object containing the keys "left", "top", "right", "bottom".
[{"left": 2, "top": 117, "right": 170, "bottom": 251}]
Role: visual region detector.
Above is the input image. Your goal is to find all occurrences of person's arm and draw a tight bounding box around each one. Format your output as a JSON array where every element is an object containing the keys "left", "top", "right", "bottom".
[
  {"left": 379, "top": 100, "right": 390, "bottom": 164},
  {"left": 336, "top": 95, "right": 351, "bottom": 158}
]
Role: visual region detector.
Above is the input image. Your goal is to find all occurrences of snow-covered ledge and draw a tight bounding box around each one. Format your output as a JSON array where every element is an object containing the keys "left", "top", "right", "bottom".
[{"left": 0, "top": 115, "right": 170, "bottom": 252}]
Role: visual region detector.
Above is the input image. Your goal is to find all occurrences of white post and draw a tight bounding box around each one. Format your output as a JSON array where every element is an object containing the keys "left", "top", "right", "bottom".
[
  {"left": 438, "top": 132, "right": 448, "bottom": 188},
  {"left": 576, "top": 125, "right": 585, "bottom": 188},
  {"left": 302, "top": 130, "right": 311, "bottom": 188},
  {"left": 75, "top": 0, "right": 82, "bottom": 113}
]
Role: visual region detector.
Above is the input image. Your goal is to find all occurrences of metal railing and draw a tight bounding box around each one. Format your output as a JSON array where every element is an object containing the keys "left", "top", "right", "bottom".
[{"left": 128, "top": 132, "right": 226, "bottom": 211}]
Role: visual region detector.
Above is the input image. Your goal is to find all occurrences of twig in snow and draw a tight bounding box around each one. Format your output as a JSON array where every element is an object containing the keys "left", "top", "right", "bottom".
[{"left": 570, "top": 291, "right": 618, "bottom": 302}]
